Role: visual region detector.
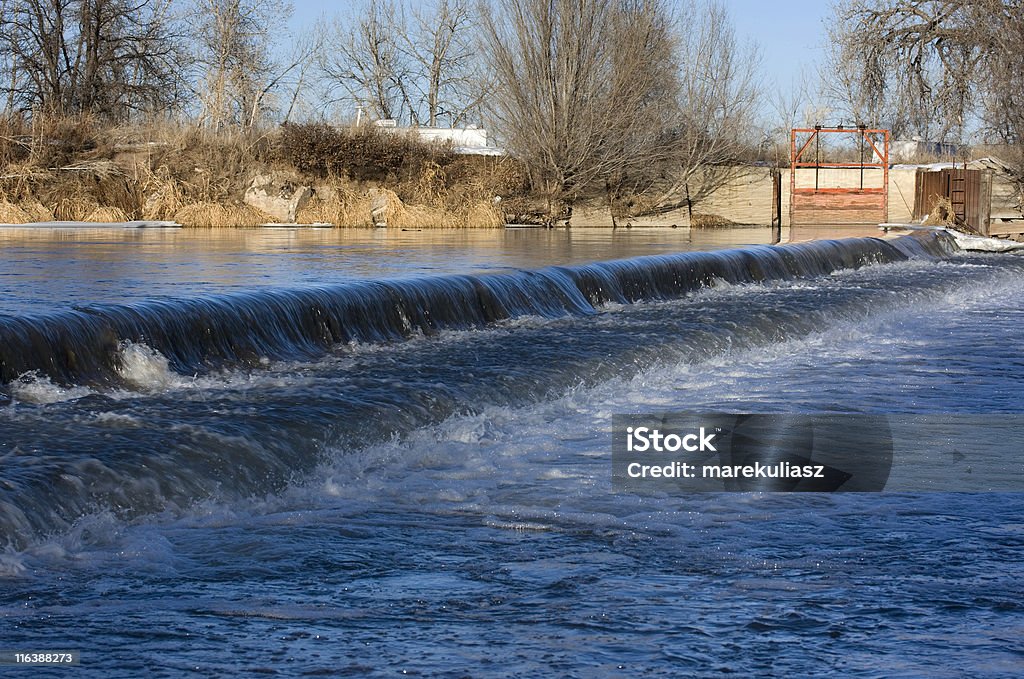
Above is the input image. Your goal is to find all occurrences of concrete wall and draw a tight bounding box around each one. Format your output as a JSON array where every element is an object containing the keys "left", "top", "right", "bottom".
[
  {"left": 572, "top": 167, "right": 777, "bottom": 227},
  {"left": 696, "top": 167, "right": 776, "bottom": 225},
  {"left": 793, "top": 167, "right": 886, "bottom": 190},
  {"left": 632, "top": 166, "right": 778, "bottom": 227},
  {"left": 991, "top": 176, "right": 1024, "bottom": 220},
  {"left": 572, "top": 164, "right": 923, "bottom": 227},
  {"left": 888, "top": 169, "right": 917, "bottom": 223},
  {"left": 699, "top": 166, "right": 912, "bottom": 226}
]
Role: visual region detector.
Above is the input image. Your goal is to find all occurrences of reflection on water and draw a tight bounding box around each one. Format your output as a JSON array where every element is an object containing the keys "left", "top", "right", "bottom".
[
  {"left": 0, "top": 224, "right": 899, "bottom": 315},
  {"left": 788, "top": 224, "right": 889, "bottom": 241},
  {"left": 0, "top": 226, "right": 786, "bottom": 314}
]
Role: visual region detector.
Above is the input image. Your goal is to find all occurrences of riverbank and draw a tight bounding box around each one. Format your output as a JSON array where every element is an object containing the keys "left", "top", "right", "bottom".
[
  {"left": 5, "top": 118, "right": 1018, "bottom": 229},
  {"left": 0, "top": 119, "right": 517, "bottom": 228},
  {"left": 0, "top": 117, "right": 823, "bottom": 229}
]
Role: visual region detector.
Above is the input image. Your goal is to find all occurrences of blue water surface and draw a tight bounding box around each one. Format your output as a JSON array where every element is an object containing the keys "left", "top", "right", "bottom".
[{"left": 0, "top": 230, "right": 1022, "bottom": 677}]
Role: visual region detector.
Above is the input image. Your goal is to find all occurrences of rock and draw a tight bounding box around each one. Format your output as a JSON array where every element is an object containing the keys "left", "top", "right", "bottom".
[
  {"left": 244, "top": 173, "right": 311, "bottom": 223},
  {"left": 368, "top": 188, "right": 395, "bottom": 227},
  {"left": 312, "top": 184, "right": 338, "bottom": 203}
]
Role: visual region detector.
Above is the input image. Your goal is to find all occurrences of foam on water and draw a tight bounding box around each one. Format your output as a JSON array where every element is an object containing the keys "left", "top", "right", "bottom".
[
  {"left": 115, "top": 341, "right": 184, "bottom": 391},
  {"left": 8, "top": 371, "right": 95, "bottom": 404}
]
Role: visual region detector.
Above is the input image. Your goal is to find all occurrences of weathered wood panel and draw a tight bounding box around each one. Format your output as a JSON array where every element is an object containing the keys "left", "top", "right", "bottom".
[{"left": 790, "top": 191, "right": 887, "bottom": 225}]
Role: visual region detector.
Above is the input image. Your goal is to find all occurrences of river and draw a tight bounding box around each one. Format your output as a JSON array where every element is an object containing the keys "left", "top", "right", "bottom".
[{"left": 0, "top": 225, "right": 1021, "bottom": 676}]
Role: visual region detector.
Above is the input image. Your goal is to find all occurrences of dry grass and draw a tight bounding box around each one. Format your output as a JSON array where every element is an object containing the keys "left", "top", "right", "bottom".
[
  {"left": 0, "top": 199, "right": 55, "bottom": 224},
  {"left": 279, "top": 122, "right": 456, "bottom": 184},
  {"left": 84, "top": 206, "right": 130, "bottom": 222},
  {"left": 21, "top": 200, "right": 54, "bottom": 222},
  {"left": 395, "top": 203, "right": 454, "bottom": 228},
  {"left": 0, "top": 201, "right": 31, "bottom": 224},
  {"left": 923, "top": 196, "right": 981, "bottom": 234},
  {"left": 0, "top": 159, "right": 139, "bottom": 220},
  {"left": 140, "top": 170, "right": 186, "bottom": 220},
  {"left": 463, "top": 200, "right": 505, "bottom": 228},
  {"left": 372, "top": 188, "right": 455, "bottom": 228},
  {"left": 690, "top": 212, "right": 737, "bottom": 228},
  {"left": 173, "top": 202, "right": 276, "bottom": 227},
  {"left": 107, "top": 120, "right": 279, "bottom": 222},
  {"left": 296, "top": 185, "right": 375, "bottom": 227},
  {"left": 294, "top": 196, "right": 337, "bottom": 225},
  {"left": 2, "top": 116, "right": 515, "bottom": 229},
  {"left": 51, "top": 196, "right": 100, "bottom": 221},
  {"left": 923, "top": 196, "right": 955, "bottom": 226},
  {"left": 2, "top": 113, "right": 104, "bottom": 168},
  {"left": 129, "top": 122, "right": 275, "bottom": 203},
  {"left": 922, "top": 196, "right": 957, "bottom": 225},
  {"left": 410, "top": 161, "right": 449, "bottom": 206},
  {"left": 372, "top": 188, "right": 409, "bottom": 226},
  {"left": 295, "top": 185, "right": 504, "bottom": 228}
]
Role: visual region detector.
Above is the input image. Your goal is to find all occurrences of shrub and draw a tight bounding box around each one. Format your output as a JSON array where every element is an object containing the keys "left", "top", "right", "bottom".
[
  {"left": 142, "top": 125, "right": 277, "bottom": 203},
  {"left": 278, "top": 122, "right": 455, "bottom": 184}
]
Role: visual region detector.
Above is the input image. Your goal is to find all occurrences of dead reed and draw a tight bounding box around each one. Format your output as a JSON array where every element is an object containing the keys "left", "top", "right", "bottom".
[
  {"left": 83, "top": 206, "right": 130, "bottom": 222},
  {"left": 690, "top": 213, "right": 737, "bottom": 228},
  {"left": 0, "top": 201, "right": 30, "bottom": 224},
  {"left": 173, "top": 202, "right": 275, "bottom": 227}
]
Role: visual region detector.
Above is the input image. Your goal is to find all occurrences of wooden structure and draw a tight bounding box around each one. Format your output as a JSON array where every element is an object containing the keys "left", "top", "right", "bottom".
[
  {"left": 790, "top": 127, "right": 889, "bottom": 225},
  {"left": 912, "top": 167, "right": 993, "bottom": 235}
]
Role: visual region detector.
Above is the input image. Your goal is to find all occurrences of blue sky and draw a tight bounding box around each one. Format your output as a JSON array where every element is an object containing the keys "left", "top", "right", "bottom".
[
  {"left": 287, "top": 0, "right": 831, "bottom": 93},
  {"left": 727, "top": 0, "right": 831, "bottom": 89}
]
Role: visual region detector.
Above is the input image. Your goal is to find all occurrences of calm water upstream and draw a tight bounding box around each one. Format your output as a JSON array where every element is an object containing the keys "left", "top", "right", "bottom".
[{"left": 0, "top": 226, "right": 1021, "bottom": 677}]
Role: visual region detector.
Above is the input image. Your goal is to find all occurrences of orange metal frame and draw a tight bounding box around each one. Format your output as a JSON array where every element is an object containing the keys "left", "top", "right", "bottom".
[{"left": 790, "top": 127, "right": 890, "bottom": 224}]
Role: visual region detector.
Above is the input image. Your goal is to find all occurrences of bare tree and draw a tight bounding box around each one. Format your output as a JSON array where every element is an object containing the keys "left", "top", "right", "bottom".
[
  {"left": 766, "top": 69, "right": 817, "bottom": 166},
  {"left": 191, "top": 0, "right": 314, "bottom": 130},
  {"left": 321, "top": 0, "right": 413, "bottom": 123},
  {"left": 483, "top": 0, "right": 683, "bottom": 221},
  {"left": 278, "top": 30, "right": 324, "bottom": 124},
  {"left": 663, "top": 0, "right": 760, "bottom": 212},
  {"left": 824, "top": 0, "right": 987, "bottom": 142},
  {"left": 596, "top": 0, "right": 685, "bottom": 220},
  {"left": 321, "top": 0, "right": 486, "bottom": 127},
  {"left": 977, "top": 1, "right": 1024, "bottom": 149},
  {"left": 824, "top": 0, "right": 1024, "bottom": 197},
  {"left": 483, "top": 0, "right": 759, "bottom": 222},
  {"left": 0, "top": 0, "right": 188, "bottom": 118},
  {"left": 977, "top": 0, "right": 1024, "bottom": 196},
  {"left": 399, "top": 0, "right": 486, "bottom": 126}
]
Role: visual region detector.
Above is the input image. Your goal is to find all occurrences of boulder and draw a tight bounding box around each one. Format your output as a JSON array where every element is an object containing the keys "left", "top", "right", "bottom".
[
  {"left": 368, "top": 188, "right": 396, "bottom": 227},
  {"left": 244, "top": 173, "right": 312, "bottom": 223}
]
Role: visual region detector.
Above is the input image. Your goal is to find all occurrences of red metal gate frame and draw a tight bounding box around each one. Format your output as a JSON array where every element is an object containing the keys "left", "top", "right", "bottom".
[{"left": 790, "top": 126, "right": 890, "bottom": 225}]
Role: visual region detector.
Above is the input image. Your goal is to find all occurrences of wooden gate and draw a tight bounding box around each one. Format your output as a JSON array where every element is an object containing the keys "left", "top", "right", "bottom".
[
  {"left": 790, "top": 127, "right": 889, "bottom": 226},
  {"left": 913, "top": 168, "right": 993, "bottom": 235}
]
